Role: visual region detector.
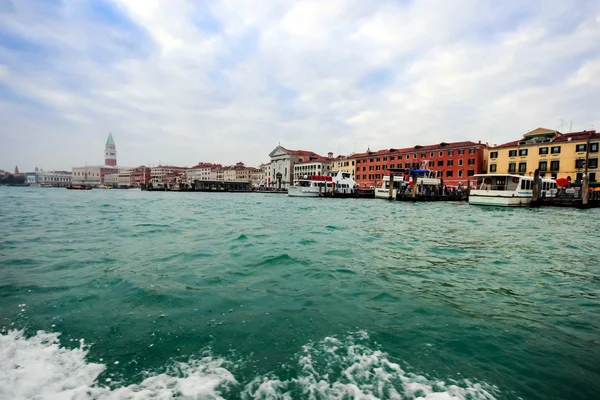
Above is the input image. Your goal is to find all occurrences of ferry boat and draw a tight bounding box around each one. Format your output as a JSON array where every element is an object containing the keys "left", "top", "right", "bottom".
[
  {"left": 374, "top": 167, "right": 441, "bottom": 199},
  {"left": 469, "top": 174, "right": 557, "bottom": 207},
  {"left": 288, "top": 171, "right": 357, "bottom": 197}
]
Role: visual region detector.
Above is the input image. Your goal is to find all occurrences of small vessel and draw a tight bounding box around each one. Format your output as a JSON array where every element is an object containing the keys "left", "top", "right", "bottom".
[
  {"left": 375, "top": 164, "right": 441, "bottom": 199},
  {"left": 288, "top": 171, "right": 357, "bottom": 197},
  {"left": 469, "top": 174, "right": 557, "bottom": 207},
  {"left": 97, "top": 185, "right": 111, "bottom": 189},
  {"left": 66, "top": 185, "right": 92, "bottom": 190}
]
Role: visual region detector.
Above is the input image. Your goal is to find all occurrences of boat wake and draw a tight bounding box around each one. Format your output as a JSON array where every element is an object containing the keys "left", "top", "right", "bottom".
[{"left": 0, "top": 330, "right": 497, "bottom": 399}]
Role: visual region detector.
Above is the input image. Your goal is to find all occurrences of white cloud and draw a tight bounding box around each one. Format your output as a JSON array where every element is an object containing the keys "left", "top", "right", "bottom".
[{"left": 1, "top": 0, "right": 599, "bottom": 171}]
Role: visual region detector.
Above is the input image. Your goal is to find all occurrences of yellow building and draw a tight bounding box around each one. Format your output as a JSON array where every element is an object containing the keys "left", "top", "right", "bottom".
[
  {"left": 330, "top": 154, "right": 357, "bottom": 179},
  {"left": 488, "top": 128, "right": 599, "bottom": 182}
]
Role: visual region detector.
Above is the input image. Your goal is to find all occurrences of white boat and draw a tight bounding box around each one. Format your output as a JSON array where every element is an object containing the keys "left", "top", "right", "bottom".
[
  {"left": 375, "top": 166, "right": 441, "bottom": 199},
  {"left": 288, "top": 171, "right": 357, "bottom": 197},
  {"left": 469, "top": 174, "right": 557, "bottom": 207},
  {"left": 375, "top": 175, "right": 406, "bottom": 199}
]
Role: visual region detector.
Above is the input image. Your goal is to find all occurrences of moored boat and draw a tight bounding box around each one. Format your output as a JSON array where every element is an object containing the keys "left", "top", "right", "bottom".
[
  {"left": 66, "top": 185, "right": 92, "bottom": 190},
  {"left": 469, "top": 174, "right": 557, "bottom": 207},
  {"left": 288, "top": 171, "right": 357, "bottom": 197}
]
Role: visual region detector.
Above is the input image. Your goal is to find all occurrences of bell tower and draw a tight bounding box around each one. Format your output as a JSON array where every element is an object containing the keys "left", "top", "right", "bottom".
[{"left": 105, "top": 133, "right": 117, "bottom": 166}]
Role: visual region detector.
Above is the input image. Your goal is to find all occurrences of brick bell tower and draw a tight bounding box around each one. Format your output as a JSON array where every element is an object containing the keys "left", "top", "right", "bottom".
[{"left": 105, "top": 133, "right": 117, "bottom": 166}]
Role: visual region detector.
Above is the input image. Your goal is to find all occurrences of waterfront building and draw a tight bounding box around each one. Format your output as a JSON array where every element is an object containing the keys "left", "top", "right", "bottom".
[
  {"left": 26, "top": 172, "right": 38, "bottom": 184},
  {"left": 353, "top": 141, "right": 488, "bottom": 188},
  {"left": 105, "top": 133, "right": 117, "bottom": 167},
  {"left": 234, "top": 163, "right": 254, "bottom": 182},
  {"left": 223, "top": 166, "right": 236, "bottom": 181},
  {"left": 129, "top": 166, "right": 151, "bottom": 187},
  {"left": 330, "top": 154, "right": 357, "bottom": 180},
  {"left": 252, "top": 163, "right": 268, "bottom": 188},
  {"left": 72, "top": 166, "right": 117, "bottom": 186},
  {"left": 268, "top": 146, "right": 322, "bottom": 189},
  {"left": 104, "top": 173, "right": 119, "bottom": 186},
  {"left": 293, "top": 156, "right": 333, "bottom": 181},
  {"left": 186, "top": 163, "right": 221, "bottom": 184},
  {"left": 36, "top": 170, "right": 72, "bottom": 186},
  {"left": 150, "top": 165, "right": 187, "bottom": 185},
  {"left": 488, "top": 128, "right": 599, "bottom": 182}
]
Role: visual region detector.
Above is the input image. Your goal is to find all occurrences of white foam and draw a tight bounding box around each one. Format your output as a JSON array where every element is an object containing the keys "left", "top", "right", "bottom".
[
  {"left": 241, "top": 332, "right": 497, "bottom": 400},
  {"left": 0, "top": 330, "right": 237, "bottom": 400},
  {"left": 0, "top": 330, "right": 497, "bottom": 400}
]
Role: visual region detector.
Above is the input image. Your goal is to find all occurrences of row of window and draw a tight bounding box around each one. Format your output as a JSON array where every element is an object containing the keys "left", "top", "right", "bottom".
[
  {"left": 357, "top": 148, "right": 476, "bottom": 163},
  {"left": 489, "top": 158, "right": 599, "bottom": 173},
  {"left": 490, "top": 143, "right": 599, "bottom": 159},
  {"left": 359, "top": 170, "right": 476, "bottom": 180},
  {"left": 357, "top": 158, "right": 476, "bottom": 171}
]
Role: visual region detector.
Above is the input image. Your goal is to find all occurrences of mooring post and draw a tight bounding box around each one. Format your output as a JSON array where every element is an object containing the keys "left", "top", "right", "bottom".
[
  {"left": 388, "top": 174, "right": 394, "bottom": 200},
  {"left": 532, "top": 169, "right": 540, "bottom": 202},
  {"left": 582, "top": 174, "right": 589, "bottom": 206},
  {"left": 412, "top": 174, "right": 418, "bottom": 198}
]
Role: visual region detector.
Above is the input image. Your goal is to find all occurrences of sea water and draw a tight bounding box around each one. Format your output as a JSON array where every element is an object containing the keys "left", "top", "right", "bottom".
[{"left": 0, "top": 187, "right": 599, "bottom": 399}]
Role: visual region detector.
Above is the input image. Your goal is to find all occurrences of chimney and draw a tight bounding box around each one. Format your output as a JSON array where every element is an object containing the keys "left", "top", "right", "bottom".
[
  {"left": 478, "top": 140, "right": 481, "bottom": 144},
  {"left": 328, "top": 152, "right": 333, "bottom": 158}
]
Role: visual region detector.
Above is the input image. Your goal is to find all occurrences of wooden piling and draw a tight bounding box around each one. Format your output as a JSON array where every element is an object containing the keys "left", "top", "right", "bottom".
[
  {"left": 532, "top": 169, "right": 540, "bottom": 201},
  {"left": 388, "top": 174, "right": 394, "bottom": 200},
  {"left": 582, "top": 174, "right": 590, "bottom": 206}
]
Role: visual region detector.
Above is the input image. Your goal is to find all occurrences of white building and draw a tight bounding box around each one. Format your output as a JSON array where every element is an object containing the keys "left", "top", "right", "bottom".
[
  {"left": 104, "top": 173, "right": 119, "bottom": 186},
  {"left": 186, "top": 163, "right": 220, "bottom": 183},
  {"left": 72, "top": 166, "right": 117, "bottom": 186},
  {"left": 267, "top": 146, "right": 323, "bottom": 189},
  {"left": 293, "top": 158, "right": 332, "bottom": 181},
  {"left": 150, "top": 166, "right": 187, "bottom": 185},
  {"left": 36, "top": 171, "right": 72, "bottom": 186},
  {"left": 223, "top": 167, "right": 236, "bottom": 181}
]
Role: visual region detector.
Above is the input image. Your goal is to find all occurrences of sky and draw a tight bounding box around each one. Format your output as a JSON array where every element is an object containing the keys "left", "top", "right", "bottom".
[{"left": 1, "top": 0, "right": 600, "bottom": 171}]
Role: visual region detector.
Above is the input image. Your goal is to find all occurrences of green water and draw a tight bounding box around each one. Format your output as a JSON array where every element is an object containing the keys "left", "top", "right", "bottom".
[{"left": 1, "top": 187, "right": 599, "bottom": 399}]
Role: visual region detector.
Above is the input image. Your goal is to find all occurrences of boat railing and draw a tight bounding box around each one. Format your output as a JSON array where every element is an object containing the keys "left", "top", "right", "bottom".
[{"left": 477, "top": 184, "right": 515, "bottom": 191}]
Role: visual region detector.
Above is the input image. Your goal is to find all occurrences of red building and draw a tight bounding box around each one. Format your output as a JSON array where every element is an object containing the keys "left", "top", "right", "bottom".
[
  {"left": 129, "top": 166, "right": 151, "bottom": 187},
  {"left": 352, "top": 141, "right": 488, "bottom": 188}
]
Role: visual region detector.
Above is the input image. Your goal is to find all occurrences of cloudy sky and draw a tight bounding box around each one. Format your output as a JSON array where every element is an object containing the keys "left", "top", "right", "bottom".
[{"left": 1, "top": 0, "right": 600, "bottom": 171}]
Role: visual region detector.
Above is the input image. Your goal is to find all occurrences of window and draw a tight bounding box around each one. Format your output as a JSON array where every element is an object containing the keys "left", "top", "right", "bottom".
[
  {"left": 551, "top": 146, "right": 561, "bottom": 154},
  {"left": 362, "top": 174, "right": 366, "bottom": 180},
  {"left": 468, "top": 158, "right": 475, "bottom": 165},
  {"left": 446, "top": 170, "right": 453, "bottom": 177},
  {"left": 389, "top": 156, "right": 395, "bottom": 161},
  {"left": 590, "top": 173, "right": 596, "bottom": 182},
  {"left": 447, "top": 159, "right": 453, "bottom": 166},
  {"left": 406, "top": 155, "right": 410, "bottom": 160},
  {"left": 467, "top": 169, "right": 475, "bottom": 176},
  {"left": 508, "top": 163, "right": 516, "bottom": 173},
  {"left": 575, "top": 159, "right": 585, "bottom": 169},
  {"left": 458, "top": 149, "right": 464, "bottom": 155},
  {"left": 436, "top": 171, "right": 442, "bottom": 177},
  {"left": 405, "top": 163, "right": 410, "bottom": 168},
  {"left": 376, "top": 165, "right": 381, "bottom": 170},
  {"left": 448, "top": 150, "right": 454, "bottom": 156},
  {"left": 550, "top": 160, "right": 560, "bottom": 171},
  {"left": 383, "top": 157, "right": 387, "bottom": 161},
  {"left": 369, "top": 158, "right": 374, "bottom": 163},
  {"left": 509, "top": 150, "right": 517, "bottom": 157},
  {"left": 362, "top": 166, "right": 366, "bottom": 171},
  {"left": 439, "top": 151, "right": 443, "bottom": 157},
  {"left": 539, "top": 147, "right": 548, "bottom": 155},
  {"left": 428, "top": 161, "right": 434, "bottom": 167},
  {"left": 413, "top": 154, "right": 417, "bottom": 159},
  {"left": 437, "top": 160, "right": 444, "bottom": 167},
  {"left": 469, "top": 148, "right": 475, "bottom": 154},
  {"left": 458, "top": 159, "right": 463, "bottom": 166},
  {"left": 420, "top": 153, "right": 426, "bottom": 158},
  {"left": 430, "top": 152, "right": 434, "bottom": 157},
  {"left": 519, "top": 149, "right": 528, "bottom": 156},
  {"left": 538, "top": 161, "right": 547, "bottom": 172},
  {"left": 591, "top": 143, "right": 599, "bottom": 153},
  {"left": 390, "top": 164, "right": 394, "bottom": 168},
  {"left": 576, "top": 144, "right": 586, "bottom": 152},
  {"left": 356, "top": 160, "right": 360, "bottom": 164},
  {"left": 576, "top": 172, "right": 583, "bottom": 182},
  {"left": 376, "top": 174, "right": 381, "bottom": 179},
  {"left": 376, "top": 157, "right": 381, "bottom": 162},
  {"left": 458, "top": 170, "right": 463, "bottom": 177},
  {"left": 490, "top": 164, "right": 497, "bottom": 172},
  {"left": 589, "top": 158, "right": 598, "bottom": 169},
  {"left": 518, "top": 162, "right": 527, "bottom": 173},
  {"left": 490, "top": 151, "right": 498, "bottom": 159}
]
